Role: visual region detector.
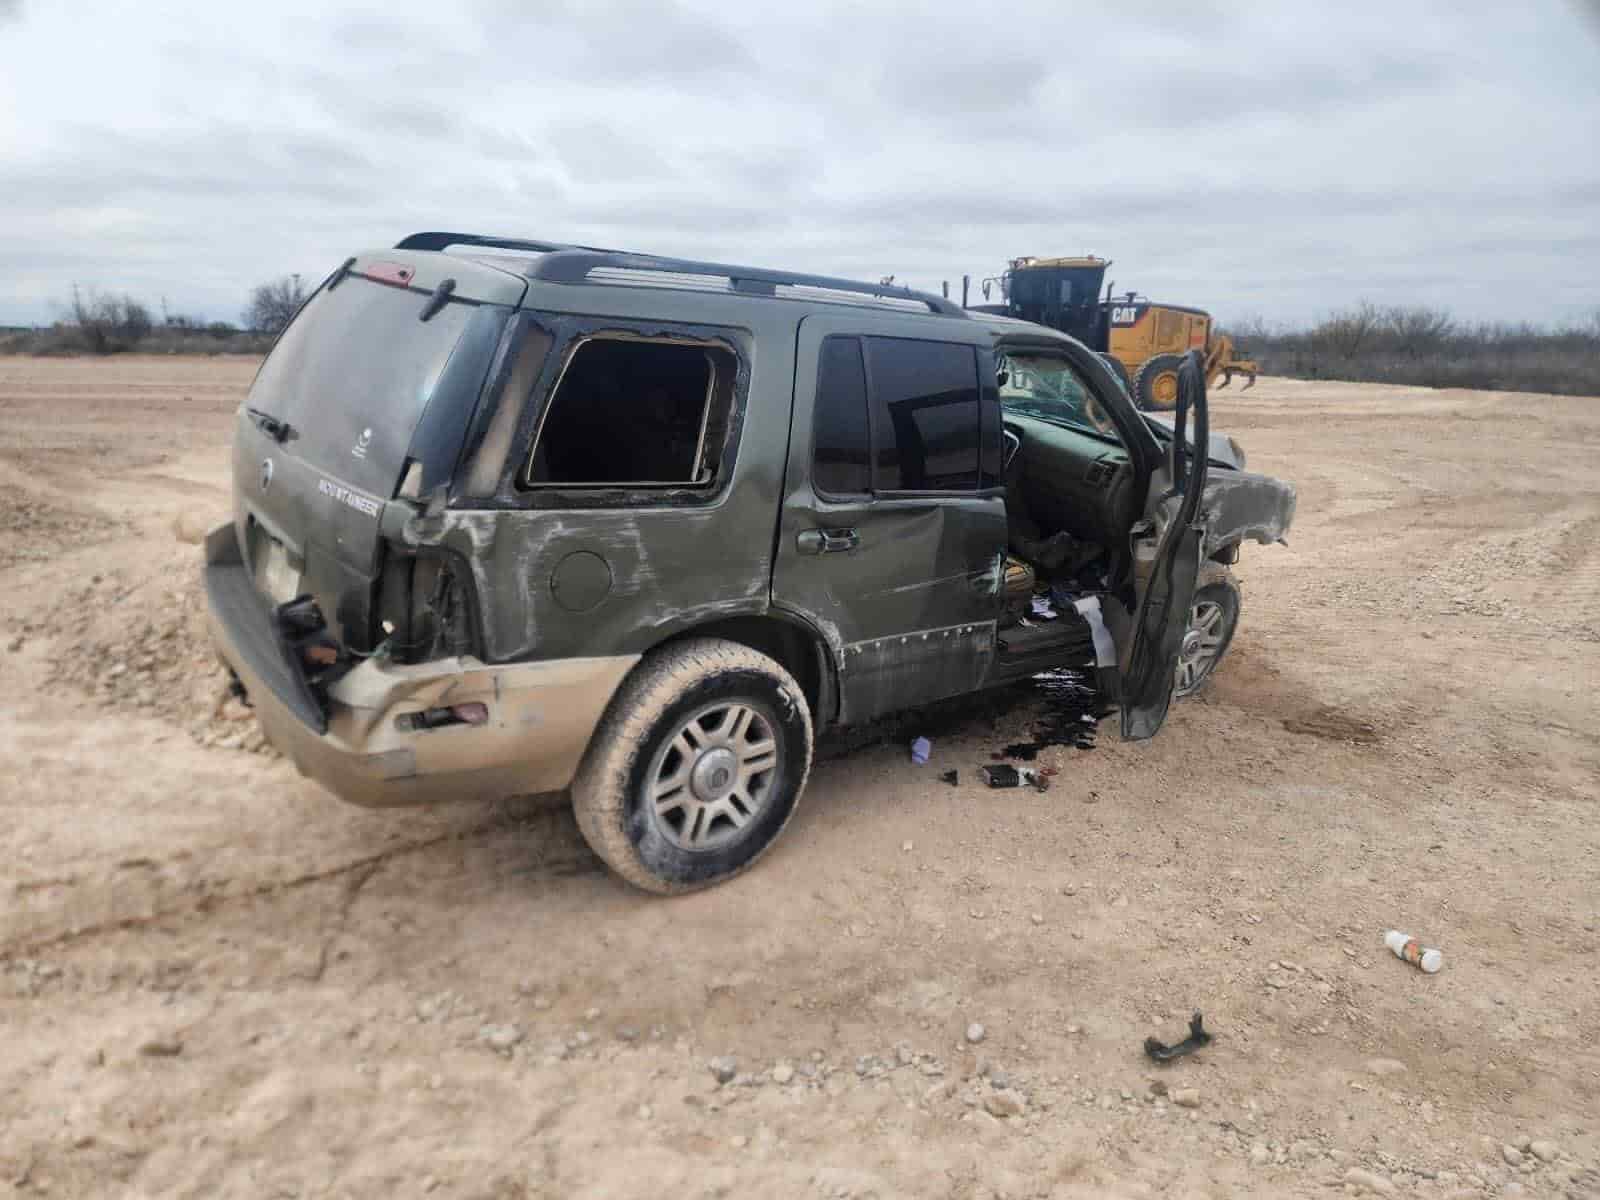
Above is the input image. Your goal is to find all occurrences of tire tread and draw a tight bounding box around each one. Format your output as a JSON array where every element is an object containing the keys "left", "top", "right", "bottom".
[{"left": 572, "top": 638, "right": 813, "bottom": 894}]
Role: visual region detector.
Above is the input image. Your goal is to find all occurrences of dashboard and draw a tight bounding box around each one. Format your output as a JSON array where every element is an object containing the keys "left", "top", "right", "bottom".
[{"left": 1003, "top": 412, "right": 1137, "bottom": 549}]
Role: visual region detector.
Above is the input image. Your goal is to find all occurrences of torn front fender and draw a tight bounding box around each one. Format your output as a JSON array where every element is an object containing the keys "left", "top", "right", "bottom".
[{"left": 1198, "top": 469, "right": 1296, "bottom": 555}]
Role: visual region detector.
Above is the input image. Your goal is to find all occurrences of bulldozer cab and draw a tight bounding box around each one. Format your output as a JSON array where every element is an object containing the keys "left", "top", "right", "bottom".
[{"left": 1002, "top": 257, "right": 1110, "bottom": 351}]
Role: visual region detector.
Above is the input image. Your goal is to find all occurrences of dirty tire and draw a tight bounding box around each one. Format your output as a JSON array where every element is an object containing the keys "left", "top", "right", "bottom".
[
  {"left": 1174, "top": 562, "right": 1241, "bottom": 697},
  {"left": 572, "top": 638, "right": 813, "bottom": 895},
  {"left": 1134, "top": 353, "right": 1186, "bottom": 412}
]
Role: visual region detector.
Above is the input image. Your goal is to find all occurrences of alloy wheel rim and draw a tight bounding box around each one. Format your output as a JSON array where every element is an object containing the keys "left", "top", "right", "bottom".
[
  {"left": 1175, "top": 598, "right": 1228, "bottom": 694},
  {"left": 646, "top": 700, "right": 780, "bottom": 852}
]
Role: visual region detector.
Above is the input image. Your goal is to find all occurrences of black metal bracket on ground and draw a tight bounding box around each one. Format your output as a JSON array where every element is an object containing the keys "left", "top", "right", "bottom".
[{"left": 1144, "top": 1011, "right": 1213, "bottom": 1062}]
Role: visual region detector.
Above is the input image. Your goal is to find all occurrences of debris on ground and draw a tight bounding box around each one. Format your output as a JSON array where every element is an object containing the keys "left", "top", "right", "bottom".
[
  {"left": 1383, "top": 930, "right": 1443, "bottom": 973},
  {"left": 939, "top": 769, "right": 958, "bottom": 786},
  {"left": 996, "top": 666, "right": 1109, "bottom": 760},
  {"left": 972, "top": 771, "right": 1049, "bottom": 800},
  {"left": 909, "top": 736, "right": 931, "bottom": 765},
  {"left": 979, "top": 763, "right": 1048, "bottom": 791},
  {"left": 1144, "top": 1011, "right": 1213, "bottom": 1063},
  {"left": 981, "top": 764, "right": 1022, "bottom": 787}
]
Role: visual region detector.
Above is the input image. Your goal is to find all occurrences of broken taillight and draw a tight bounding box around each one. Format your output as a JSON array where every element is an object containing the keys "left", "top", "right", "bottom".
[
  {"left": 395, "top": 702, "right": 489, "bottom": 732},
  {"left": 450, "top": 702, "right": 489, "bottom": 725}
]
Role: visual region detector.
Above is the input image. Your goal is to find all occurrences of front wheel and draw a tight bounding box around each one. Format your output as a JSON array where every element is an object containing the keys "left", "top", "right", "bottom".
[
  {"left": 1134, "top": 353, "right": 1186, "bottom": 412},
  {"left": 572, "top": 639, "right": 813, "bottom": 894},
  {"left": 1174, "top": 563, "right": 1241, "bottom": 697}
]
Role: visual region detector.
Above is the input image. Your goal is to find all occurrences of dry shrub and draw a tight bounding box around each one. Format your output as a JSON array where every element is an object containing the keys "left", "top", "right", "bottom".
[{"left": 1225, "top": 305, "right": 1600, "bottom": 396}]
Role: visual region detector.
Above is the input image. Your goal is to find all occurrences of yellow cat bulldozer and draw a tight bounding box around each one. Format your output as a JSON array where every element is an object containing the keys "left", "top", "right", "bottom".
[{"left": 975, "top": 255, "right": 1257, "bottom": 411}]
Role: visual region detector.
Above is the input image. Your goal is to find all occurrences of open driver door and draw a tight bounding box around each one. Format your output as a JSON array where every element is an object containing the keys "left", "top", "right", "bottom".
[{"left": 1121, "top": 350, "right": 1211, "bottom": 740}]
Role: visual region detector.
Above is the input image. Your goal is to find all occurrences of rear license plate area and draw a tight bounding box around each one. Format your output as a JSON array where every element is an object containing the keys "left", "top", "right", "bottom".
[{"left": 255, "top": 535, "right": 302, "bottom": 608}]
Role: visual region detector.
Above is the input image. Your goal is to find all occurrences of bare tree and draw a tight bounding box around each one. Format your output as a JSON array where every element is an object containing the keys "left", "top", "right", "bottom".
[
  {"left": 243, "top": 275, "right": 309, "bottom": 335},
  {"left": 1383, "top": 306, "right": 1455, "bottom": 356},
  {"left": 1309, "top": 301, "right": 1382, "bottom": 357},
  {"left": 68, "top": 285, "right": 153, "bottom": 353}
]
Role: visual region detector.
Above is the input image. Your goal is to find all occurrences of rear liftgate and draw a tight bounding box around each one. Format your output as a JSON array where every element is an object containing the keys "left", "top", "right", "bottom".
[{"left": 1120, "top": 351, "right": 1210, "bottom": 740}]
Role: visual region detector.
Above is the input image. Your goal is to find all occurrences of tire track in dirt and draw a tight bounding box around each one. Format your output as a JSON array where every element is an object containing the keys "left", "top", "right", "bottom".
[{"left": 2, "top": 805, "right": 602, "bottom": 960}]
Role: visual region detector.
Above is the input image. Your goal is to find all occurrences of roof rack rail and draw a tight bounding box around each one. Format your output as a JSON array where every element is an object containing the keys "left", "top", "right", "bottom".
[
  {"left": 395, "top": 231, "right": 619, "bottom": 255},
  {"left": 394, "top": 232, "right": 964, "bottom": 318},
  {"left": 533, "top": 250, "right": 964, "bottom": 316}
]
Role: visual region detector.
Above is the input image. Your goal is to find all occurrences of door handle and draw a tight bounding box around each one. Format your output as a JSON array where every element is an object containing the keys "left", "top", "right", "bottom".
[{"left": 796, "top": 527, "right": 860, "bottom": 555}]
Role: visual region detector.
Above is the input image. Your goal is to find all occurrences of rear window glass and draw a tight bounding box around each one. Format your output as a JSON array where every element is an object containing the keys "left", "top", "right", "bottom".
[
  {"left": 865, "top": 337, "right": 982, "bottom": 492},
  {"left": 247, "top": 276, "right": 494, "bottom": 490}
]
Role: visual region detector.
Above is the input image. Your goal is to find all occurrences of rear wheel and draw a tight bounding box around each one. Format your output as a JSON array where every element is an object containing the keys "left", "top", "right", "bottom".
[
  {"left": 572, "top": 638, "right": 813, "bottom": 894},
  {"left": 1174, "top": 563, "right": 1240, "bottom": 696},
  {"left": 1134, "top": 353, "right": 1186, "bottom": 412}
]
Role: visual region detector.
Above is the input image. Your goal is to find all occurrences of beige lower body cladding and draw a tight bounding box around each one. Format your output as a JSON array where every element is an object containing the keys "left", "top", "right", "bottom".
[{"left": 210, "top": 610, "right": 638, "bottom": 808}]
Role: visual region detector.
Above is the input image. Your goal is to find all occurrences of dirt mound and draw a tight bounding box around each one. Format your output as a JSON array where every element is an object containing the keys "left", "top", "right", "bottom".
[
  {"left": 35, "top": 544, "right": 276, "bottom": 756},
  {"left": 0, "top": 494, "right": 126, "bottom": 570}
]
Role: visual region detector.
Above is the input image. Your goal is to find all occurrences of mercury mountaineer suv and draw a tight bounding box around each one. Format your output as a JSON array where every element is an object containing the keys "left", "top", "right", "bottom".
[{"left": 204, "top": 232, "right": 1296, "bottom": 893}]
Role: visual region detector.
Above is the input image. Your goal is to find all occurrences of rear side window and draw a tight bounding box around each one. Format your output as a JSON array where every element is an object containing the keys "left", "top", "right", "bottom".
[
  {"left": 865, "top": 337, "right": 981, "bottom": 492},
  {"left": 811, "top": 336, "right": 871, "bottom": 496},
  {"left": 527, "top": 337, "right": 735, "bottom": 487}
]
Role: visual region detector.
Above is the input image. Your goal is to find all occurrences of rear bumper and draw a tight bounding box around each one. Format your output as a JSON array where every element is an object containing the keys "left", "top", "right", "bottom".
[{"left": 203, "top": 524, "right": 638, "bottom": 808}]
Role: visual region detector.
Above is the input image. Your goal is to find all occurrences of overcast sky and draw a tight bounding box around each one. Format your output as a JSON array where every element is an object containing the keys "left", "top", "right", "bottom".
[{"left": 2, "top": 0, "right": 1597, "bottom": 328}]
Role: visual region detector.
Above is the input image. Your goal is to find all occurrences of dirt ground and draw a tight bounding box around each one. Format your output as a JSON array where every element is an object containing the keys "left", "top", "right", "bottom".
[{"left": 2, "top": 355, "right": 1597, "bottom": 1200}]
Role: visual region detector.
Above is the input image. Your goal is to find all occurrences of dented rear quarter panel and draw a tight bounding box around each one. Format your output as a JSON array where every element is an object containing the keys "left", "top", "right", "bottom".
[{"left": 406, "top": 285, "right": 798, "bottom": 665}]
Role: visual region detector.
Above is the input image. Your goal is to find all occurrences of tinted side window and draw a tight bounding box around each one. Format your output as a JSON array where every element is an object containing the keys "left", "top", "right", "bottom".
[
  {"left": 865, "top": 337, "right": 980, "bottom": 492},
  {"left": 811, "top": 336, "right": 870, "bottom": 496}
]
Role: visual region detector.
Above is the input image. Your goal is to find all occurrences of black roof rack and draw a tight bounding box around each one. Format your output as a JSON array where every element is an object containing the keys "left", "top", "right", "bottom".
[
  {"left": 395, "top": 231, "right": 618, "bottom": 255},
  {"left": 394, "top": 231, "right": 965, "bottom": 317}
]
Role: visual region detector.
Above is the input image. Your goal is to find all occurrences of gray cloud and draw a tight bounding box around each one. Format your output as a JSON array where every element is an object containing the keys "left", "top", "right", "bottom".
[
  {"left": 471, "top": 0, "right": 755, "bottom": 82},
  {"left": 0, "top": 0, "right": 1596, "bottom": 327}
]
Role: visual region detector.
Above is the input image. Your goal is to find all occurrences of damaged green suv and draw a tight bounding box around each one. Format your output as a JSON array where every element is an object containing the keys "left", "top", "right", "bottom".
[{"left": 205, "top": 232, "right": 1295, "bottom": 893}]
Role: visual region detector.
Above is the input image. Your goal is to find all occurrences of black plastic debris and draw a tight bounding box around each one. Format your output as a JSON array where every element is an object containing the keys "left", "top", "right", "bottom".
[
  {"left": 1144, "top": 1011, "right": 1213, "bottom": 1063},
  {"left": 939, "top": 769, "right": 959, "bottom": 786},
  {"left": 979, "top": 764, "right": 1048, "bottom": 792},
  {"left": 994, "top": 666, "right": 1111, "bottom": 762}
]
